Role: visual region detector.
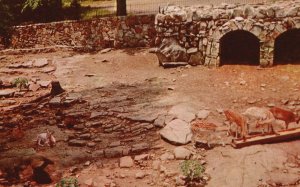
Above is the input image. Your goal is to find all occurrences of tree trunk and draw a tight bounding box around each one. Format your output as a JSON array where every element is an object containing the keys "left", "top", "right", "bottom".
[{"left": 116, "top": 0, "right": 126, "bottom": 16}]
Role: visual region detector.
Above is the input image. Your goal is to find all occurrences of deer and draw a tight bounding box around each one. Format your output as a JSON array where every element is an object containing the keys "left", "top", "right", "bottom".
[
  {"left": 243, "top": 107, "right": 278, "bottom": 135},
  {"left": 224, "top": 109, "right": 248, "bottom": 141},
  {"left": 255, "top": 110, "right": 278, "bottom": 135},
  {"left": 35, "top": 129, "right": 56, "bottom": 148},
  {"left": 270, "top": 107, "right": 300, "bottom": 130}
]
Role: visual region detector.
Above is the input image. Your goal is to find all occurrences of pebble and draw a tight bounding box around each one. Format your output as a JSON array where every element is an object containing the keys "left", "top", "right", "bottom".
[
  {"left": 239, "top": 80, "right": 246, "bottom": 85},
  {"left": 135, "top": 172, "right": 146, "bottom": 179},
  {"left": 87, "top": 142, "right": 96, "bottom": 147},
  {"left": 84, "top": 161, "right": 91, "bottom": 166}
]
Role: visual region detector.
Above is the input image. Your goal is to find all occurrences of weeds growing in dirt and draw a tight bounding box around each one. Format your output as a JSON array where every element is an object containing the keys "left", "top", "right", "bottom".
[
  {"left": 11, "top": 77, "right": 29, "bottom": 90},
  {"left": 55, "top": 177, "right": 79, "bottom": 187},
  {"left": 180, "top": 160, "right": 205, "bottom": 181}
]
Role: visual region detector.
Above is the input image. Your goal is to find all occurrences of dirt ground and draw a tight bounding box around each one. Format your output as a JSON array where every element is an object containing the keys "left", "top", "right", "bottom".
[{"left": 0, "top": 48, "right": 300, "bottom": 187}]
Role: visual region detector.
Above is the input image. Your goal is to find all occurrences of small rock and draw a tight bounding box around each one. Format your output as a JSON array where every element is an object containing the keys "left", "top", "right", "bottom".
[
  {"left": 175, "top": 176, "right": 186, "bottom": 186},
  {"left": 0, "top": 99, "right": 17, "bottom": 107},
  {"left": 33, "top": 58, "right": 48, "bottom": 68},
  {"left": 152, "top": 160, "right": 161, "bottom": 170},
  {"left": 109, "top": 140, "right": 121, "bottom": 147},
  {"left": 37, "top": 80, "right": 51, "bottom": 88},
  {"left": 174, "top": 147, "right": 192, "bottom": 160},
  {"left": 131, "top": 143, "right": 150, "bottom": 153},
  {"left": 42, "top": 66, "right": 56, "bottom": 73},
  {"left": 68, "top": 139, "right": 86, "bottom": 147},
  {"left": 101, "top": 59, "right": 109, "bottom": 62},
  {"left": 160, "top": 152, "right": 175, "bottom": 161},
  {"left": 154, "top": 115, "right": 166, "bottom": 128},
  {"left": 104, "top": 146, "right": 124, "bottom": 158},
  {"left": 100, "top": 48, "right": 112, "bottom": 54},
  {"left": 135, "top": 172, "right": 146, "bottom": 179},
  {"left": 267, "top": 103, "right": 276, "bottom": 107},
  {"left": 49, "top": 97, "right": 61, "bottom": 105},
  {"left": 167, "top": 87, "right": 175, "bottom": 90},
  {"left": 197, "top": 110, "right": 210, "bottom": 119},
  {"left": 87, "top": 142, "right": 96, "bottom": 147},
  {"left": 260, "top": 83, "right": 267, "bottom": 87},
  {"left": 239, "top": 80, "right": 246, "bottom": 85},
  {"left": 119, "top": 156, "right": 134, "bottom": 168},
  {"left": 0, "top": 89, "right": 15, "bottom": 98},
  {"left": 134, "top": 154, "right": 149, "bottom": 161},
  {"left": 247, "top": 98, "right": 257, "bottom": 104},
  {"left": 29, "top": 83, "right": 40, "bottom": 92},
  {"left": 216, "top": 108, "right": 223, "bottom": 114},
  {"left": 79, "top": 133, "right": 92, "bottom": 140},
  {"left": 84, "top": 161, "right": 91, "bottom": 166}
]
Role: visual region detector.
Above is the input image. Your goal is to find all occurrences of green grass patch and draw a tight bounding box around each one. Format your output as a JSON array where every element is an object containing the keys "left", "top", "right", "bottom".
[{"left": 81, "top": 7, "right": 113, "bottom": 19}]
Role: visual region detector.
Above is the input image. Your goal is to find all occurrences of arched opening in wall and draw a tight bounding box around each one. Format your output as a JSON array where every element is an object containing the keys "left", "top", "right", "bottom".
[
  {"left": 220, "top": 30, "right": 260, "bottom": 66},
  {"left": 274, "top": 29, "right": 300, "bottom": 65}
]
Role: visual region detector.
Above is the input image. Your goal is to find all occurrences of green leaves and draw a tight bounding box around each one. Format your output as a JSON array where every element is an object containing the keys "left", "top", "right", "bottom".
[
  {"left": 56, "top": 177, "right": 79, "bottom": 187},
  {"left": 12, "top": 77, "right": 29, "bottom": 90},
  {"left": 180, "top": 160, "right": 205, "bottom": 181},
  {"left": 22, "top": 0, "right": 43, "bottom": 11}
]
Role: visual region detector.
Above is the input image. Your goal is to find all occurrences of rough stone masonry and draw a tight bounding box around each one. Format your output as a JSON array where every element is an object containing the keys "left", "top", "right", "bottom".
[{"left": 155, "top": 0, "right": 300, "bottom": 67}]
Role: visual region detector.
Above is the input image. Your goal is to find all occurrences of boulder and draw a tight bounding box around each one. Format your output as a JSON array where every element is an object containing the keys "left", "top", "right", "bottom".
[
  {"left": 169, "top": 104, "right": 196, "bottom": 123},
  {"left": 156, "top": 38, "right": 188, "bottom": 66},
  {"left": 160, "top": 119, "right": 192, "bottom": 145},
  {"left": 174, "top": 147, "right": 192, "bottom": 160}
]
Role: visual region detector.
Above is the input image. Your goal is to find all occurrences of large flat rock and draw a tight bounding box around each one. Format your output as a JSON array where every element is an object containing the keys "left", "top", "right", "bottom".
[
  {"left": 168, "top": 104, "right": 196, "bottom": 123},
  {"left": 0, "top": 89, "right": 15, "bottom": 98},
  {"left": 160, "top": 119, "right": 192, "bottom": 145}
]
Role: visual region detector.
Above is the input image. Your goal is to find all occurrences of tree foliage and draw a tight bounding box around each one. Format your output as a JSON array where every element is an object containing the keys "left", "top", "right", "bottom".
[
  {"left": 22, "top": 0, "right": 63, "bottom": 22},
  {"left": 0, "top": 0, "right": 13, "bottom": 44}
]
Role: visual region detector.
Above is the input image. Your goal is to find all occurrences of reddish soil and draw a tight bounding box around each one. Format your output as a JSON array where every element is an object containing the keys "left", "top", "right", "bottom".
[{"left": 0, "top": 48, "right": 299, "bottom": 187}]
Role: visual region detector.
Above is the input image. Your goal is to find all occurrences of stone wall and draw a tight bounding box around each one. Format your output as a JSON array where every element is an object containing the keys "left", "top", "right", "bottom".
[
  {"left": 9, "top": 15, "right": 156, "bottom": 50},
  {"left": 155, "top": 0, "right": 300, "bottom": 67}
]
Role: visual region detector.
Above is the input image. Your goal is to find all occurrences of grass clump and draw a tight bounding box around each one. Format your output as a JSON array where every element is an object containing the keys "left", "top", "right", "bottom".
[
  {"left": 56, "top": 177, "right": 79, "bottom": 187},
  {"left": 180, "top": 160, "right": 205, "bottom": 182},
  {"left": 11, "top": 77, "right": 29, "bottom": 90}
]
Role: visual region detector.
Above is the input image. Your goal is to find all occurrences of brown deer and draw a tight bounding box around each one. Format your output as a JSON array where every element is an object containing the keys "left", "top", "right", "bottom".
[
  {"left": 224, "top": 109, "right": 247, "bottom": 141},
  {"left": 270, "top": 107, "right": 300, "bottom": 130}
]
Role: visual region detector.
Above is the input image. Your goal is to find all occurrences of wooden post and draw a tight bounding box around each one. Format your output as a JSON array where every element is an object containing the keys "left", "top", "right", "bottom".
[{"left": 116, "top": 0, "right": 127, "bottom": 16}]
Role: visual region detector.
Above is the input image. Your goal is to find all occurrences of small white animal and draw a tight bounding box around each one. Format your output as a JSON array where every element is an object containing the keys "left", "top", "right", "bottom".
[{"left": 35, "top": 129, "right": 56, "bottom": 147}]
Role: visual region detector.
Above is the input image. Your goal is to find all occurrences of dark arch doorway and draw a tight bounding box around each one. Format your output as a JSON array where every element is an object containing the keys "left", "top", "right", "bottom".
[
  {"left": 274, "top": 29, "right": 300, "bottom": 65},
  {"left": 220, "top": 30, "right": 260, "bottom": 66}
]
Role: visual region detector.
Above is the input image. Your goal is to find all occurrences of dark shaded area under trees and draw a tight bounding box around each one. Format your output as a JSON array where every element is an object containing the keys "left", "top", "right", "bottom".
[{"left": 0, "top": 0, "right": 82, "bottom": 46}]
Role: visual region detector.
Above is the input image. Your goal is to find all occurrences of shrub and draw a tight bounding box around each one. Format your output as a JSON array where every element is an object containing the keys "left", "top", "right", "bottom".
[
  {"left": 180, "top": 160, "right": 205, "bottom": 181},
  {"left": 11, "top": 77, "right": 29, "bottom": 90},
  {"left": 56, "top": 177, "right": 79, "bottom": 187}
]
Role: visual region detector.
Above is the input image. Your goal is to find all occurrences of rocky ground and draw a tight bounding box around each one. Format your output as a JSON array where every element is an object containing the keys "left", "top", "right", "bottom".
[{"left": 0, "top": 47, "right": 300, "bottom": 187}]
